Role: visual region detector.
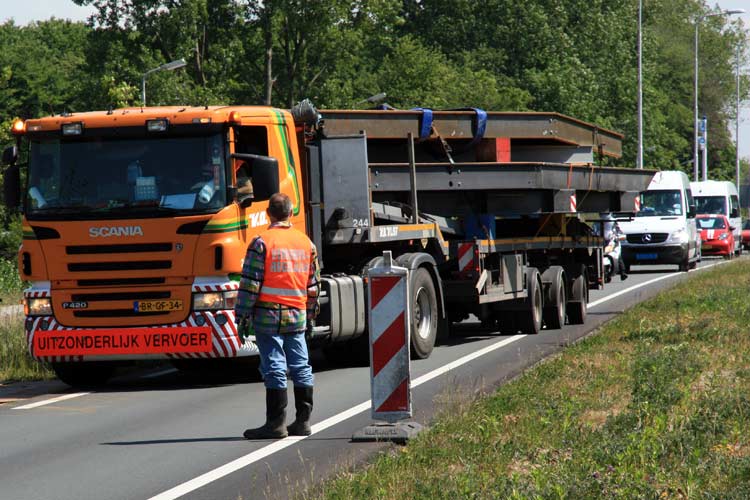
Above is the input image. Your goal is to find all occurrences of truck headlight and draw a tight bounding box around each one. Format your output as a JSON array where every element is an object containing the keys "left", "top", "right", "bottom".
[
  {"left": 719, "top": 233, "right": 729, "bottom": 240},
  {"left": 667, "top": 229, "right": 688, "bottom": 244},
  {"left": 25, "top": 297, "right": 52, "bottom": 316},
  {"left": 192, "top": 290, "right": 238, "bottom": 311}
]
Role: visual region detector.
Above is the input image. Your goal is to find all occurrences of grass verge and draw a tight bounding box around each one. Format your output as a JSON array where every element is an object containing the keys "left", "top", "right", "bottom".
[
  {"left": 314, "top": 261, "right": 750, "bottom": 499},
  {"left": 0, "top": 311, "right": 54, "bottom": 383}
]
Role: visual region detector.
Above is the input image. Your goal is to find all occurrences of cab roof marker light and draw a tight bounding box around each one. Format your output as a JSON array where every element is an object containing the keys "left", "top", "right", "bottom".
[
  {"left": 11, "top": 120, "right": 25, "bottom": 135},
  {"left": 27, "top": 124, "right": 42, "bottom": 132},
  {"left": 61, "top": 122, "right": 83, "bottom": 136},
  {"left": 192, "top": 117, "right": 212, "bottom": 124},
  {"left": 146, "top": 118, "right": 169, "bottom": 132},
  {"left": 229, "top": 111, "right": 241, "bottom": 123}
]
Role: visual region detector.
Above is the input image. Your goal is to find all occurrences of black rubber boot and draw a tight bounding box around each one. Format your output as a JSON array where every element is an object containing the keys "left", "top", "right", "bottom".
[
  {"left": 287, "top": 386, "right": 313, "bottom": 436},
  {"left": 243, "top": 388, "right": 288, "bottom": 439}
]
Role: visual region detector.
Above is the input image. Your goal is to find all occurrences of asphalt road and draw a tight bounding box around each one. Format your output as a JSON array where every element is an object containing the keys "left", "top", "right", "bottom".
[{"left": 0, "top": 258, "right": 732, "bottom": 500}]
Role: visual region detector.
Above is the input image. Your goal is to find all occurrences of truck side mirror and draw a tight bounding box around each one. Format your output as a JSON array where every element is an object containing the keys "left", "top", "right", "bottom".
[
  {"left": 250, "top": 156, "right": 279, "bottom": 201},
  {"left": 2, "top": 146, "right": 18, "bottom": 166},
  {"left": 4, "top": 164, "right": 21, "bottom": 211},
  {"left": 231, "top": 153, "right": 280, "bottom": 203}
]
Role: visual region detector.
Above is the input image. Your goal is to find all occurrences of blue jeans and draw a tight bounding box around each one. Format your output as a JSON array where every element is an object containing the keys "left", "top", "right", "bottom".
[{"left": 254, "top": 331, "right": 313, "bottom": 389}]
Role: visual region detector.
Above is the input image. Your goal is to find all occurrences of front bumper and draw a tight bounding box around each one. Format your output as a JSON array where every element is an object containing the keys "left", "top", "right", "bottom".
[
  {"left": 701, "top": 239, "right": 732, "bottom": 256},
  {"left": 622, "top": 243, "right": 688, "bottom": 265},
  {"left": 25, "top": 310, "right": 259, "bottom": 362}
]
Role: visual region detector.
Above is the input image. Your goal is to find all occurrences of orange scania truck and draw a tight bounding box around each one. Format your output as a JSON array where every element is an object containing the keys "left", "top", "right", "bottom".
[{"left": 2, "top": 103, "right": 655, "bottom": 386}]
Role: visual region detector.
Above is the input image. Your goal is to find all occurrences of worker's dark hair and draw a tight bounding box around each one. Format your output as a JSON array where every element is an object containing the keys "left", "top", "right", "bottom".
[{"left": 268, "top": 193, "right": 293, "bottom": 220}]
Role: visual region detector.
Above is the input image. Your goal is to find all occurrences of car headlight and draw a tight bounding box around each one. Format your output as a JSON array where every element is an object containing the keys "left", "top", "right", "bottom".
[
  {"left": 192, "top": 290, "right": 238, "bottom": 311},
  {"left": 25, "top": 297, "right": 52, "bottom": 316},
  {"left": 719, "top": 233, "right": 729, "bottom": 240},
  {"left": 667, "top": 228, "right": 688, "bottom": 244}
]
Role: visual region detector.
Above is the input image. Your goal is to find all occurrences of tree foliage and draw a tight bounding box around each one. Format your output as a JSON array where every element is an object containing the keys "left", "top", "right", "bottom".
[{"left": 0, "top": 0, "right": 746, "bottom": 176}]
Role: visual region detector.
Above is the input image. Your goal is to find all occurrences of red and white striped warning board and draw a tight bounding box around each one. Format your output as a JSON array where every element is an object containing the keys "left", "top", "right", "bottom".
[
  {"left": 570, "top": 194, "right": 577, "bottom": 212},
  {"left": 367, "top": 256, "right": 411, "bottom": 421},
  {"left": 457, "top": 242, "right": 474, "bottom": 275},
  {"left": 634, "top": 196, "right": 641, "bottom": 212}
]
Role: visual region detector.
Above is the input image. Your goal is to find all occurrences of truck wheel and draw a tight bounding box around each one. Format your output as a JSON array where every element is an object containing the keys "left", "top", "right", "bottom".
[
  {"left": 517, "top": 267, "right": 543, "bottom": 335},
  {"left": 52, "top": 362, "right": 115, "bottom": 388},
  {"left": 566, "top": 266, "right": 588, "bottom": 325},
  {"left": 542, "top": 266, "right": 566, "bottom": 330},
  {"left": 410, "top": 267, "right": 438, "bottom": 359}
]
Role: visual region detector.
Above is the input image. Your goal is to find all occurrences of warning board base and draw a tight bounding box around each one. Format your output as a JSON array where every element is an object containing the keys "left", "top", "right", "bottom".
[{"left": 351, "top": 421, "right": 424, "bottom": 444}]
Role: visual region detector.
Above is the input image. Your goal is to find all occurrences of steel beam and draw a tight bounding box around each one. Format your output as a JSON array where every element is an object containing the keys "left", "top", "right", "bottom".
[{"left": 320, "top": 110, "right": 623, "bottom": 158}]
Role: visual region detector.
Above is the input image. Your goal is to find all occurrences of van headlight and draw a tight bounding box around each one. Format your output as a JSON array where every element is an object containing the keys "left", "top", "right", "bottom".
[
  {"left": 192, "top": 290, "right": 238, "bottom": 311},
  {"left": 25, "top": 297, "right": 52, "bottom": 316},
  {"left": 719, "top": 233, "right": 729, "bottom": 240},
  {"left": 667, "top": 228, "right": 688, "bottom": 244}
]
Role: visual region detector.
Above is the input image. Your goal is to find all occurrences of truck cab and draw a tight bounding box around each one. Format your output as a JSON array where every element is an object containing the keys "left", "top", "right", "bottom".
[{"left": 4, "top": 106, "right": 302, "bottom": 384}]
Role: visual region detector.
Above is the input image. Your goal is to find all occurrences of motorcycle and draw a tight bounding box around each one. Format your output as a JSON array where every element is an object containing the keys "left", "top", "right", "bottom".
[{"left": 601, "top": 219, "right": 628, "bottom": 283}]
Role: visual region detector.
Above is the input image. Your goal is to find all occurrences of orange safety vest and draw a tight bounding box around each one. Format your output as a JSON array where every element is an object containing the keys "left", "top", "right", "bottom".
[{"left": 258, "top": 225, "right": 313, "bottom": 310}]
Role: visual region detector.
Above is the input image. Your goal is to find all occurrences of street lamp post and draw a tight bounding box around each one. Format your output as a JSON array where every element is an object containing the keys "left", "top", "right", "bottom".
[
  {"left": 637, "top": 0, "right": 643, "bottom": 169},
  {"left": 141, "top": 58, "right": 187, "bottom": 107},
  {"left": 694, "top": 9, "right": 745, "bottom": 182},
  {"left": 737, "top": 43, "right": 742, "bottom": 196}
]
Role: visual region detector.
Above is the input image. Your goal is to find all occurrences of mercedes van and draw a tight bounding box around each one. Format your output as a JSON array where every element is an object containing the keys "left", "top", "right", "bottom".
[
  {"left": 691, "top": 180, "right": 742, "bottom": 255},
  {"left": 619, "top": 170, "right": 700, "bottom": 272}
]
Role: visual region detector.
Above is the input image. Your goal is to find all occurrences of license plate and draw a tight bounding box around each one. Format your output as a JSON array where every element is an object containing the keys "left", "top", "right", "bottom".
[
  {"left": 702, "top": 244, "right": 713, "bottom": 250},
  {"left": 134, "top": 299, "right": 183, "bottom": 312},
  {"left": 636, "top": 253, "right": 658, "bottom": 261}
]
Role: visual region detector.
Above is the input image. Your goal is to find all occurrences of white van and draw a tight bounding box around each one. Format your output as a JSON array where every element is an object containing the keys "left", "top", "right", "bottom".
[
  {"left": 690, "top": 180, "right": 742, "bottom": 255},
  {"left": 619, "top": 170, "right": 700, "bottom": 272}
]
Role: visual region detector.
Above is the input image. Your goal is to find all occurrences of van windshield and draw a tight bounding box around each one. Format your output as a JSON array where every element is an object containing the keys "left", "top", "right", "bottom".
[
  {"left": 694, "top": 196, "right": 726, "bottom": 215},
  {"left": 637, "top": 189, "right": 683, "bottom": 217}
]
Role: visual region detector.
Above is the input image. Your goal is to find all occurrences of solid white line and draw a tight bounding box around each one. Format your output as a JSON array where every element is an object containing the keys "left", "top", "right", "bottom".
[
  {"left": 12, "top": 392, "right": 90, "bottom": 410},
  {"left": 588, "top": 261, "right": 723, "bottom": 309},
  {"left": 149, "top": 260, "right": 730, "bottom": 499}
]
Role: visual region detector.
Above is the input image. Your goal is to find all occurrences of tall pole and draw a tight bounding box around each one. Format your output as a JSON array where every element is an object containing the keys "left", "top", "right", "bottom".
[
  {"left": 737, "top": 44, "right": 741, "bottom": 196},
  {"left": 693, "top": 10, "right": 745, "bottom": 183},
  {"left": 694, "top": 21, "right": 700, "bottom": 181},
  {"left": 637, "top": 0, "right": 644, "bottom": 169}
]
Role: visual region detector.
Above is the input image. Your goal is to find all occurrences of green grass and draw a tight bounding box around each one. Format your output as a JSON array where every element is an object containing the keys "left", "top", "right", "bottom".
[
  {"left": 0, "top": 255, "right": 47, "bottom": 383},
  {"left": 314, "top": 262, "right": 750, "bottom": 499},
  {"left": 0, "top": 311, "right": 54, "bottom": 383}
]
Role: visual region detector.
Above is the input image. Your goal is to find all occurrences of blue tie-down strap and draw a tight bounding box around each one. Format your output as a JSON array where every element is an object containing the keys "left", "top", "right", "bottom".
[
  {"left": 411, "top": 107, "right": 434, "bottom": 139},
  {"left": 467, "top": 107, "right": 487, "bottom": 148}
]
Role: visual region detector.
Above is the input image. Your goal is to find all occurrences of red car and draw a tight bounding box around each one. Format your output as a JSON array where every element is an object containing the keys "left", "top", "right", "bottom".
[
  {"left": 742, "top": 220, "right": 750, "bottom": 250},
  {"left": 698, "top": 214, "right": 735, "bottom": 259}
]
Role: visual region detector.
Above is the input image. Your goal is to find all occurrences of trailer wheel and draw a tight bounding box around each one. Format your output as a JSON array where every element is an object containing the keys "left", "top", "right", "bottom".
[
  {"left": 566, "top": 266, "right": 588, "bottom": 325},
  {"left": 52, "top": 362, "right": 115, "bottom": 388},
  {"left": 542, "top": 266, "right": 567, "bottom": 330},
  {"left": 517, "top": 267, "right": 543, "bottom": 335},
  {"left": 410, "top": 267, "right": 438, "bottom": 359}
]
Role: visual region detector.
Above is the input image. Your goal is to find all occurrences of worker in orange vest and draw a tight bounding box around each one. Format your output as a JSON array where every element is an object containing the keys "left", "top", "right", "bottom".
[{"left": 235, "top": 192, "right": 320, "bottom": 439}]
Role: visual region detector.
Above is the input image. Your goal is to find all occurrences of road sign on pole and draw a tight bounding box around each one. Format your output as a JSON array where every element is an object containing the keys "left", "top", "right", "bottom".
[{"left": 352, "top": 251, "right": 424, "bottom": 443}]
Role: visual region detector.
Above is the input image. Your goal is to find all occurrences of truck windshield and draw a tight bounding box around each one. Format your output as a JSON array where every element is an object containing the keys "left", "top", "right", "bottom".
[
  {"left": 694, "top": 196, "right": 726, "bottom": 215},
  {"left": 636, "top": 189, "right": 683, "bottom": 217},
  {"left": 26, "top": 134, "right": 227, "bottom": 219}
]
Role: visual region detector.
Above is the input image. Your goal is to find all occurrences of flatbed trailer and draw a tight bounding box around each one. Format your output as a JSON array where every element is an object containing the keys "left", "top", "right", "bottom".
[{"left": 299, "top": 107, "right": 655, "bottom": 358}]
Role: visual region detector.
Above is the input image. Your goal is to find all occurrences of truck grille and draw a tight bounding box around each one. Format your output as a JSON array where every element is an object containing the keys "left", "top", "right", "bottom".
[
  {"left": 77, "top": 277, "right": 166, "bottom": 287},
  {"left": 626, "top": 233, "right": 669, "bottom": 244},
  {"left": 66, "top": 243, "right": 173, "bottom": 254},
  {"left": 67, "top": 260, "right": 172, "bottom": 272}
]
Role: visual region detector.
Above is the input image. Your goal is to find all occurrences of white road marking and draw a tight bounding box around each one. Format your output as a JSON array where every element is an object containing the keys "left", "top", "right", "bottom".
[
  {"left": 149, "top": 259, "right": 731, "bottom": 499},
  {"left": 12, "top": 392, "right": 90, "bottom": 410},
  {"left": 588, "top": 261, "right": 723, "bottom": 309}
]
